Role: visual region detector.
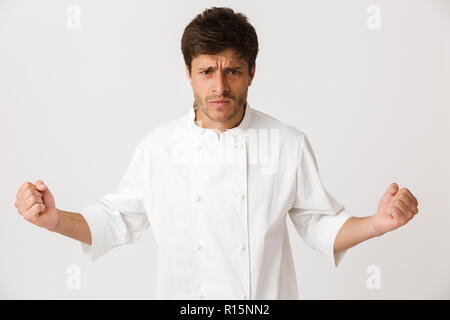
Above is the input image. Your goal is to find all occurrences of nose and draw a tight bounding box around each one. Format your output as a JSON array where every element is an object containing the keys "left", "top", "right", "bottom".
[{"left": 212, "top": 72, "right": 230, "bottom": 96}]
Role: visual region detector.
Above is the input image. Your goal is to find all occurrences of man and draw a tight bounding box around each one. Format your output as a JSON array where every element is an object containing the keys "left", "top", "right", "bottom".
[{"left": 14, "top": 7, "right": 419, "bottom": 299}]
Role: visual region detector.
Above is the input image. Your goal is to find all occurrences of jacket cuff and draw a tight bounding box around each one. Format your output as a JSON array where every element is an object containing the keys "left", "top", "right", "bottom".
[
  {"left": 79, "top": 203, "right": 113, "bottom": 263},
  {"left": 328, "top": 209, "right": 352, "bottom": 268}
]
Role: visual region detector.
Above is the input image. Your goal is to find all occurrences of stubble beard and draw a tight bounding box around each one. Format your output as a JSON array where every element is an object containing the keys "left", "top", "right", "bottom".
[{"left": 194, "top": 95, "right": 247, "bottom": 123}]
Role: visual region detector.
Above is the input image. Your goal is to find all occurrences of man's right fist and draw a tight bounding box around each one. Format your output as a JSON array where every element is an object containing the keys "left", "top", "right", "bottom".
[{"left": 15, "top": 180, "right": 59, "bottom": 231}]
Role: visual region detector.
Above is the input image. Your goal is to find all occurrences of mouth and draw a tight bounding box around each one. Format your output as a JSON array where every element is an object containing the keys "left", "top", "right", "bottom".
[{"left": 209, "top": 100, "right": 231, "bottom": 107}]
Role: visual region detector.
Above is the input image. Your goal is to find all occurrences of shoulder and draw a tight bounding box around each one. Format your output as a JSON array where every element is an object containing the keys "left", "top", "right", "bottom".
[
  {"left": 131, "top": 112, "right": 189, "bottom": 159},
  {"left": 139, "top": 113, "right": 188, "bottom": 144},
  {"left": 247, "top": 106, "right": 307, "bottom": 147}
]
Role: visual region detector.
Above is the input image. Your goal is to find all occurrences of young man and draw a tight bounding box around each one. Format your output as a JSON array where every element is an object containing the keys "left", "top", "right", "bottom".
[{"left": 14, "top": 7, "right": 419, "bottom": 299}]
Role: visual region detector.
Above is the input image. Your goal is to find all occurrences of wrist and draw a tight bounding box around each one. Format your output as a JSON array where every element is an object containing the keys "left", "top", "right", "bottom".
[
  {"left": 369, "top": 214, "right": 385, "bottom": 238},
  {"left": 46, "top": 208, "right": 61, "bottom": 232}
]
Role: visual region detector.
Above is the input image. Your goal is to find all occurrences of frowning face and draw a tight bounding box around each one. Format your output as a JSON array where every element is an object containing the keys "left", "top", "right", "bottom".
[{"left": 185, "top": 48, "right": 255, "bottom": 131}]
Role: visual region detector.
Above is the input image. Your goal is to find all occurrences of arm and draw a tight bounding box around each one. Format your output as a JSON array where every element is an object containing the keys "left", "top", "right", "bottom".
[
  {"left": 16, "top": 140, "right": 148, "bottom": 260},
  {"left": 334, "top": 215, "right": 379, "bottom": 253},
  {"left": 334, "top": 182, "right": 419, "bottom": 254},
  {"left": 48, "top": 209, "right": 92, "bottom": 245}
]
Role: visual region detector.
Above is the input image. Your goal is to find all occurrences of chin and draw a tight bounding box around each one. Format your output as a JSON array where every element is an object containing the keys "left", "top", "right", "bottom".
[{"left": 210, "top": 112, "right": 229, "bottom": 121}]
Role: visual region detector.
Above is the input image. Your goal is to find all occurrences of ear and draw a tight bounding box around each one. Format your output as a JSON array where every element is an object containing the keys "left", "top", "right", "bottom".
[
  {"left": 248, "top": 63, "right": 256, "bottom": 86},
  {"left": 185, "top": 64, "right": 193, "bottom": 87}
]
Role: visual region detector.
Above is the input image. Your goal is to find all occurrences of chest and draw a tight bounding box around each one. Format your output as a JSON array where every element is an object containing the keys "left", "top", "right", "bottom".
[{"left": 142, "top": 132, "right": 297, "bottom": 235}]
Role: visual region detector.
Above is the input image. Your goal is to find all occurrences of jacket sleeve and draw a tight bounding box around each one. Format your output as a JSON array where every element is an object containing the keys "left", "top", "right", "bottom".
[
  {"left": 79, "top": 139, "right": 150, "bottom": 263},
  {"left": 288, "top": 132, "right": 352, "bottom": 268}
]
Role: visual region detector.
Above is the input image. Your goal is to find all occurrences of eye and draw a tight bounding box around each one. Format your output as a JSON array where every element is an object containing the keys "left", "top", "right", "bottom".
[{"left": 200, "top": 69, "right": 239, "bottom": 76}]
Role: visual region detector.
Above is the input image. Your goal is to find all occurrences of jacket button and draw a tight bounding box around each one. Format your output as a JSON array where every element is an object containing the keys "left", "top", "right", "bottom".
[
  {"left": 236, "top": 192, "right": 245, "bottom": 200},
  {"left": 197, "top": 292, "right": 204, "bottom": 299},
  {"left": 193, "top": 194, "right": 201, "bottom": 202},
  {"left": 196, "top": 243, "right": 202, "bottom": 250},
  {"left": 240, "top": 292, "right": 247, "bottom": 299},
  {"left": 194, "top": 144, "right": 202, "bottom": 151},
  {"left": 238, "top": 244, "right": 246, "bottom": 252}
]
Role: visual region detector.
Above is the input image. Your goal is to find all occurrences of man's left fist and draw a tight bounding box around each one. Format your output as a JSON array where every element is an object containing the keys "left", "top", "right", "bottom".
[{"left": 372, "top": 182, "right": 419, "bottom": 236}]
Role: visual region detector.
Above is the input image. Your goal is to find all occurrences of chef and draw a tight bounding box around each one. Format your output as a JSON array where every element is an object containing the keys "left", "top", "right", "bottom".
[{"left": 14, "top": 6, "right": 419, "bottom": 300}]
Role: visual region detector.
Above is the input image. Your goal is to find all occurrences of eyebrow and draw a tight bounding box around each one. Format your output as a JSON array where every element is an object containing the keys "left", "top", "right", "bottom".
[{"left": 196, "top": 66, "right": 243, "bottom": 71}]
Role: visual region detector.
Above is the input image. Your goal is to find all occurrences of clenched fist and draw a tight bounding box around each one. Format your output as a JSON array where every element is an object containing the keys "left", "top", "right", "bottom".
[
  {"left": 15, "top": 180, "right": 59, "bottom": 231},
  {"left": 372, "top": 182, "right": 419, "bottom": 236}
]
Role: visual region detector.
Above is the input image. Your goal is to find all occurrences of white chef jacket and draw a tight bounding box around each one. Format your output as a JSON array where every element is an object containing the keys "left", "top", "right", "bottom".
[{"left": 80, "top": 102, "right": 352, "bottom": 300}]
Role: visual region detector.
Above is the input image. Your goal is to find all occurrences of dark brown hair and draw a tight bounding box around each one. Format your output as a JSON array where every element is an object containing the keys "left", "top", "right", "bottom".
[{"left": 181, "top": 7, "right": 259, "bottom": 76}]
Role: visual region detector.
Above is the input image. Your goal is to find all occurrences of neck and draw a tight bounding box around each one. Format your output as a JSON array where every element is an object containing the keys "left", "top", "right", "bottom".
[{"left": 194, "top": 103, "right": 246, "bottom": 133}]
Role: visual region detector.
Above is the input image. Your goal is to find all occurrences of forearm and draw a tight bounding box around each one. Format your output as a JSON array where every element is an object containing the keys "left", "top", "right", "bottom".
[
  {"left": 48, "top": 209, "right": 92, "bottom": 245},
  {"left": 334, "top": 215, "right": 381, "bottom": 253}
]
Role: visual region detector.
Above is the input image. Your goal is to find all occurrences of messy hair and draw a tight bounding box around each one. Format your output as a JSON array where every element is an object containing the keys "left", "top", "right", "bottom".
[{"left": 181, "top": 7, "right": 259, "bottom": 76}]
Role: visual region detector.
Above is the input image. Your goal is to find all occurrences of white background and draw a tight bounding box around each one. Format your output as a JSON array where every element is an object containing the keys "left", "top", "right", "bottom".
[{"left": 1, "top": 0, "right": 449, "bottom": 299}]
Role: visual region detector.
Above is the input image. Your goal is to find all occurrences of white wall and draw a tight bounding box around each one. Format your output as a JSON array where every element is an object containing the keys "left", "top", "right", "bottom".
[{"left": 1, "top": 0, "right": 449, "bottom": 299}]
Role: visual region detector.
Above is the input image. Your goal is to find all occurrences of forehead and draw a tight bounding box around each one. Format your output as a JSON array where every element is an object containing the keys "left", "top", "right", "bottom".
[{"left": 192, "top": 48, "right": 246, "bottom": 67}]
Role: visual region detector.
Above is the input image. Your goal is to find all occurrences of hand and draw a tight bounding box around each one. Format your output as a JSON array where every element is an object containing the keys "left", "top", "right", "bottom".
[
  {"left": 372, "top": 182, "right": 419, "bottom": 236},
  {"left": 15, "top": 180, "right": 59, "bottom": 231}
]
